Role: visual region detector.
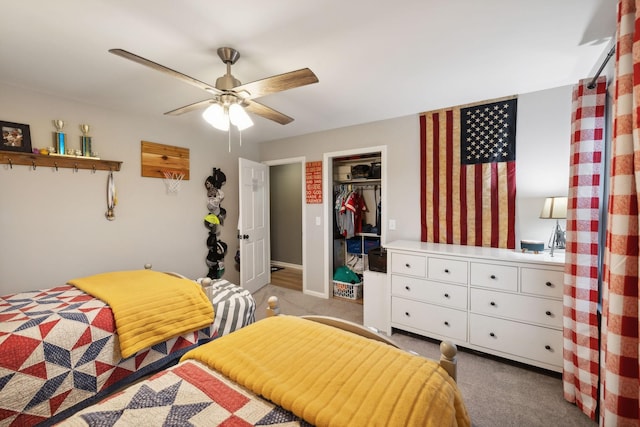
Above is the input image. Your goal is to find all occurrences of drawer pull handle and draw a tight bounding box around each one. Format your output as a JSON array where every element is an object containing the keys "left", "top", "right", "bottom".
[
  {"left": 489, "top": 332, "right": 496, "bottom": 338},
  {"left": 444, "top": 321, "right": 450, "bottom": 326},
  {"left": 405, "top": 312, "right": 410, "bottom": 317},
  {"left": 444, "top": 268, "right": 450, "bottom": 274},
  {"left": 405, "top": 263, "right": 411, "bottom": 268},
  {"left": 545, "top": 345, "right": 552, "bottom": 351},
  {"left": 545, "top": 311, "right": 552, "bottom": 316},
  {"left": 490, "top": 274, "right": 497, "bottom": 280},
  {"left": 444, "top": 293, "right": 450, "bottom": 298},
  {"left": 545, "top": 281, "right": 553, "bottom": 287},
  {"left": 405, "top": 285, "right": 411, "bottom": 291},
  {"left": 490, "top": 301, "right": 496, "bottom": 306}
]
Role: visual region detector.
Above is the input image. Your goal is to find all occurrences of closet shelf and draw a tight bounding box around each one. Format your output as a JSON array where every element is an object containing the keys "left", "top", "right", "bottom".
[
  {"left": 0, "top": 151, "right": 122, "bottom": 172},
  {"left": 335, "top": 178, "right": 381, "bottom": 185},
  {"left": 357, "top": 232, "right": 380, "bottom": 238}
]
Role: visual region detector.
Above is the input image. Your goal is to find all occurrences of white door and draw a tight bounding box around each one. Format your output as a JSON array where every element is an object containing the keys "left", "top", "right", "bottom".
[{"left": 238, "top": 158, "right": 270, "bottom": 293}]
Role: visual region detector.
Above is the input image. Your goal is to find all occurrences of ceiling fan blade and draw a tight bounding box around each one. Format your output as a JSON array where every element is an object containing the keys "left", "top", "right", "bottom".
[
  {"left": 164, "top": 99, "right": 213, "bottom": 116},
  {"left": 244, "top": 99, "right": 294, "bottom": 125},
  {"left": 233, "top": 68, "right": 318, "bottom": 99},
  {"left": 109, "top": 48, "right": 220, "bottom": 94}
]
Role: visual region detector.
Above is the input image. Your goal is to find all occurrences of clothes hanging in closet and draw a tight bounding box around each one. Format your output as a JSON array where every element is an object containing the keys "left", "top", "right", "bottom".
[{"left": 335, "top": 186, "right": 368, "bottom": 238}]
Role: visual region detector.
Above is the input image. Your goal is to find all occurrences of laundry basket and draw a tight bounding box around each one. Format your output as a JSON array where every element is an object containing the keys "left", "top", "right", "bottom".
[{"left": 332, "top": 280, "right": 363, "bottom": 300}]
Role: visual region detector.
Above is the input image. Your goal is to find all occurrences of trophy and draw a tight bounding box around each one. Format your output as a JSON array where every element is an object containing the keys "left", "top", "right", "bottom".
[
  {"left": 80, "top": 124, "right": 92, "bottom": 157},
  {"left": 53, "top": 120, "right": 66, "bottom": 155}
]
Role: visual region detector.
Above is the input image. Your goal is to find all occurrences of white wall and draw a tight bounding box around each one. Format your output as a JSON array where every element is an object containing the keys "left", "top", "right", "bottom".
[
  {"left": 0, "top": 82, "right": 259, "bottom": 294},
  {"left": 259, "top": 85, "right": 573, "bottom": 295},
  {"left": 515, "top": 85, "right": 572, "bottom": 243}
]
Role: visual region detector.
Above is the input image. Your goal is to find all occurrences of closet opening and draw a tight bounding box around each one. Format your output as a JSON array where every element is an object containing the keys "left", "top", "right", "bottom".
[{"left": 331, "top": 151, "right": 382, "bottom": 305}]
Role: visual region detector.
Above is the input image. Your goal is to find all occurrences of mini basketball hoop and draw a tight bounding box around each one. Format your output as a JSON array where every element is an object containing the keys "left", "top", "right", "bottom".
[{"left": 162, "top": 169, "right": 185, "bottom": 193}]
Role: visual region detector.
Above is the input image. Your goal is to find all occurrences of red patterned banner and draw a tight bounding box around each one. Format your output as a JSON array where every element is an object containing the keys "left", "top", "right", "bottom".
[{"left": 306, "top": 161, "right": 322, "bottom": 204}]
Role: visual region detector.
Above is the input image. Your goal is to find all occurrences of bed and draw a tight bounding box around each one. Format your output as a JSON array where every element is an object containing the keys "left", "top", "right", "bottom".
[
  {"left": 59, "top": 296, "right": 471, "bottom": 427},
  {"left": 0, "top": 269, "right": 255, "bottom": 427}
]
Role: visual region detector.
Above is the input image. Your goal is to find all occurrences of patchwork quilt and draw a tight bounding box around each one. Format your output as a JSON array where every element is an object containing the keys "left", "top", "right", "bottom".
[
  {"left": 58, "top": 360, "right": 310, "bottom": 426},
  {"left": 61, "top": 316, "right": 470, "bottom": 427},
  {"left": 0, "top": 285, "right": 214, "bottom": 427}
]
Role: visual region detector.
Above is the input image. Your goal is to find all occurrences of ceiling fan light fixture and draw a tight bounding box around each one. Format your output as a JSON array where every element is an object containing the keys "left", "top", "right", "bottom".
[
  {"left": 202, "top": 103, "right": 229, "bottom": 131},
  {"left": 229, "top": 103, "right": 254, "bottom": 130}
]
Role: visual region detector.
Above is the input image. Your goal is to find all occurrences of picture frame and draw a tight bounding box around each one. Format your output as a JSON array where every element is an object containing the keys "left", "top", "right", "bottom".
[{"left": 1, "top": 120, "right": 32, "bottom": 153}]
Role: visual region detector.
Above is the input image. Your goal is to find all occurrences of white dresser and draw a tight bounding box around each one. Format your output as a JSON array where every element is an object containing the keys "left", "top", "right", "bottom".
[{"left": 385, "top": 240, "right": 565, "bottom": 372}]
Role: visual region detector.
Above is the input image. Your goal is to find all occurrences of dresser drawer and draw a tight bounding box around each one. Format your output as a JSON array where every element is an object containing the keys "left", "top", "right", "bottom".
[
  {"left": 470, "top": 262, "right": 517, "bottom": 291},
  {"left": 391, "top": 252, "right": 427, "bottom": 277},
  {"left": 427, "top": 257, "right": 468, "bottom": 284},
  {"left": 391, "top": 275, "right": 467, "bottom": 310},
  {"left": 470, "top": 288, "right": 562, "bottom": 328},
  {"left": 392, "top": 297, "right": 467, "bottom": 341},
  {"left": 469, "top": 313, "right": 562, "bottom": 368},
  {"left": 521, "top": 267, "right": 564, "bottom": 298}
]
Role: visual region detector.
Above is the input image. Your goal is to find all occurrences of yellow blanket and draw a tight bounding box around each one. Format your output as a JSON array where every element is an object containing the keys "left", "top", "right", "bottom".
[
  {"left": 182, "top": 316, "right": 470, "bottom": 427},
  {"left": 69, "top": 270, "right": 213, "bottom": 358}
]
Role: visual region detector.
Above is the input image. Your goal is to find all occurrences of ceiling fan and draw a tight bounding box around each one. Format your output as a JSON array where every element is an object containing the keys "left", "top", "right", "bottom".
[{"left": 109, "top": 47, "right": 319, "bottom": 129}]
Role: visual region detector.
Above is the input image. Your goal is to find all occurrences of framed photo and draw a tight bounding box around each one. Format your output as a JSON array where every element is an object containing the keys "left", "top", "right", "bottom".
[{"left": 1, "top": 120, "right": 32, "bottom": 153}]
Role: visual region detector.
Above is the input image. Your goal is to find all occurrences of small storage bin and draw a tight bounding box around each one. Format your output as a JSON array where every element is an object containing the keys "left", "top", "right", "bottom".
[
  {"left": 351, "top": 164, "right": 370, "bottom": 179},
  {"left": 346, "top": 237, "right": 362, "bottom": 254},
  {"left": 369, "top": 162, "right": 381, "bottom": 179},
  {"left": 364, "top": 237, "right": 380, "bottom": 254},
  {"left": 368, "top": 247, "right": 387, "bottom": 273},
  {"left": 333, "top": 280, "right": 363, "bottom": 300}
]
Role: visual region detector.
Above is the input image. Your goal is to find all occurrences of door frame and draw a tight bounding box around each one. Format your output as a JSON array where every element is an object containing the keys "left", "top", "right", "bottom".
[
  {"left": 323, "top": 146, "right": 387, "bottom": 298},
  {"left": 264, "top": 156, "right": 307, "bottom": 293}
]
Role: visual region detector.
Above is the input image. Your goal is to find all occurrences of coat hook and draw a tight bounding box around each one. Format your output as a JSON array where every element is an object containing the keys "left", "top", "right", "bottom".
[
  {"left": 54, "top": 162, "right": 58, "bottom": 171},
  {"left": 32, "top": 161, "right": 36, "bottom": 170},
  {"left": 92, "top": 165, "right": 96, "bottom": 173},
  {"left": 8, "top": 159, "right": 12, "bottom": 169},
  {"left": 74, "top": 163, "right": 78, "bottom": 173}
]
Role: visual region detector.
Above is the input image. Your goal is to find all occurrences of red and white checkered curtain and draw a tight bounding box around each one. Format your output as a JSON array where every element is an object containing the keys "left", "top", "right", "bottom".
[
  {"left": 600, "top": 0, "right": 640, "bottom": 424},
  {"left": 563, "top": 76, "right": 606, "bottom": 421}
]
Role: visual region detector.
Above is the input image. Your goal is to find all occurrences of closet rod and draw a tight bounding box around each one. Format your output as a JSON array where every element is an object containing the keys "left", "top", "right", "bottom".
[
  {"left": 335, "top": 183, "right": 379, "bottom": 189},
  {"left": 587, "top": 45, "right": 615, "bottom": 89}
]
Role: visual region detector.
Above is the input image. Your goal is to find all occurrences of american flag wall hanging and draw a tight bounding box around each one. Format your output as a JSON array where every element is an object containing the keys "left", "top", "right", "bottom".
[{"left": 420, "top": 96, "right": 517, "bottom": 249}]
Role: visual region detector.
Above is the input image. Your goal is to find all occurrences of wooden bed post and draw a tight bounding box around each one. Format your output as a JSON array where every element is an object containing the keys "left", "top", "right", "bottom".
[
  {"left": 266, "top": 296, "right": 280, "bottom": 317},
  {"left": 439, "top": 341, "right": 458, "bottom": 382}
]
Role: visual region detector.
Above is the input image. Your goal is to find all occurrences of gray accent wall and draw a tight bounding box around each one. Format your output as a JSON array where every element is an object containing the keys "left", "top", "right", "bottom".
[{"left": 270, "top": 163, "right": 302, "bottom": 265}]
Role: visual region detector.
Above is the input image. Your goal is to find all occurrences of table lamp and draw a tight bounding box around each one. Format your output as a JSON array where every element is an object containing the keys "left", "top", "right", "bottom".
[{"left": 539, "top": 196, "right": 567, "bottom": 257}]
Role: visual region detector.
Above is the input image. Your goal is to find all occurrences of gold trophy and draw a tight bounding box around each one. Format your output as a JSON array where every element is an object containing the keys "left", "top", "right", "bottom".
[
  {"left": 53, "top": 120, "right": 66, "bottom": 154},
  {"left": 80, "top": 124, "right": 92, "bottom": 157}
]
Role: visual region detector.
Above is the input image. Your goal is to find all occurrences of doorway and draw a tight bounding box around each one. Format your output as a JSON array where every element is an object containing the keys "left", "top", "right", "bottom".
[
  {"left": 265, "top": 157, "right": 306, "bottom": 293},
  {"left": 323, "top": 146, "right": 387, "bottom": 299}
]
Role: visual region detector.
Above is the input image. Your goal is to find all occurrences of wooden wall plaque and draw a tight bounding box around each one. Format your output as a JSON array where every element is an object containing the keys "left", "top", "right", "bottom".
[{"left": 141, "top": 141, "right": 190, "bottom": 179}]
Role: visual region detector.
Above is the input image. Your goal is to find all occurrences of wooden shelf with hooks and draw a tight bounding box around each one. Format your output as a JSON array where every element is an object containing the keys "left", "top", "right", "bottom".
[{"left": 0, "top": 151, "right": 122, "bottom": 172}]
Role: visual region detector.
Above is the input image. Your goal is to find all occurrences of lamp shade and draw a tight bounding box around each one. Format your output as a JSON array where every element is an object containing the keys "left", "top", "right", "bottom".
[
  {"left": 202, "top": 103, "right": 229, "bottom": 131},
  {"left": 539, "top": 196, "right": 568, "bottom": 219},
  {"left": 228, "top": 103, "right": 254, "bottom": 131}
]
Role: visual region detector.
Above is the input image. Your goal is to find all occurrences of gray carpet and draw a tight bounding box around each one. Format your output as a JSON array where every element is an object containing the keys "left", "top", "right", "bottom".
[{"left": 253, "top": 284, "right": 596, "bottom": 427}]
